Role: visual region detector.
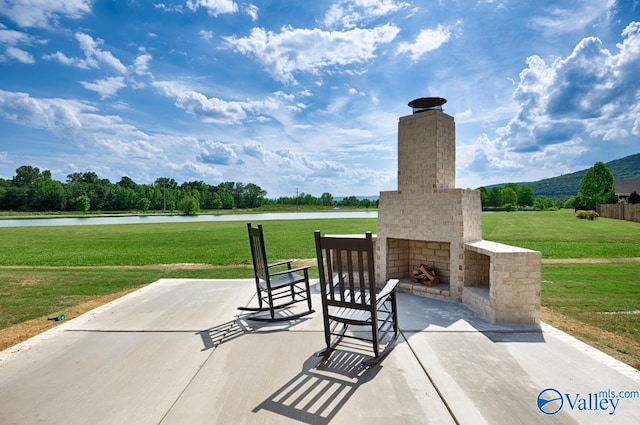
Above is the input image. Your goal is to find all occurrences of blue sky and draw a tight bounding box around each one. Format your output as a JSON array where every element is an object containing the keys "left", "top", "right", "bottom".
[{"left": 0, "top": 0, "right": 639, "bottom": 198}]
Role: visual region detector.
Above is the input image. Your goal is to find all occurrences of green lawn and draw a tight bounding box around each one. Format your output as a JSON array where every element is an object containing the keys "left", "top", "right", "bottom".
[
  {"left": 0, "top": 218, "right": 376, "bottom": 331},
  {"left": 0, "top": 219, "right": 377, "bottom": 266},
  {"left": 1, "top": 210, "right": 639, "bottom": 368},
  {"left": 482, "top": 209, "right": 640, "bottom": 258}
]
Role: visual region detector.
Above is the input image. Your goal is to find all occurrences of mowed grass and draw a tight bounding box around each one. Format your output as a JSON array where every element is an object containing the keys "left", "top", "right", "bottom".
[
  {"left": 542, "top": 263, "right": 640, "bottom": 369},
  {"left": 482, "top": 209, "right": 640, "bottom": 258},
  {"left": 1, "top": 210, "right": 640, "bottom": 368},
  {"left": 0, "top": 219, "right": 377, "bottom": 266},
  {"left": 0, "top": 219, "right": 376, "bottom": 331}
]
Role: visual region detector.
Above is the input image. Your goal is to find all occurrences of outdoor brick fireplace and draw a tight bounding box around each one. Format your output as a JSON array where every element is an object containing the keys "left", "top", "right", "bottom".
[{"left": 376, "top": 98, "right": 541, "bottom": 324}]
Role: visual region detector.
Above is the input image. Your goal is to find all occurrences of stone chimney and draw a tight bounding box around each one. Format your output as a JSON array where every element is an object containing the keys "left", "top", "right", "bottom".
[{"left": 376, "top": 97, "right": 541, "bottom": 324}]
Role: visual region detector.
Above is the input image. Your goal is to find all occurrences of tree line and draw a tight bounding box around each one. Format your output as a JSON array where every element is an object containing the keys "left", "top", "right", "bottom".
[
  {"left": 477, "top": 161, "right": 637, "bottom": 211},
  {"left": 3, "top": 162, "right": 625, "bottom": 214},
  {"left": 476, "top": 183, "right": 563, "bottom": 211},
  {"left": 0, "top": 165, "right": 377, "bottom": 214}
]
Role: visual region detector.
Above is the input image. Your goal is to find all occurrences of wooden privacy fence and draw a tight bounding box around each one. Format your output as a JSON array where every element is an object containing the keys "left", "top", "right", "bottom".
[{"left": 597, "top": 204, "right": 640, "bottom": 223}]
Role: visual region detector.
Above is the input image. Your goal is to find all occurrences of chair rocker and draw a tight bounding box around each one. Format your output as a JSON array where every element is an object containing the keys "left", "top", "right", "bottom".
[
  {"left": 314, "top": 231, "right": 399, "bottom": 366},
  {"left": 239, "top": 223, "right": 314, "bottom": 322}
]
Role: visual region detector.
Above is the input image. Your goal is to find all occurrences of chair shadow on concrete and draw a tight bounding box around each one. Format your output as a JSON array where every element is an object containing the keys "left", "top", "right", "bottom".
[
  {"left": 252, "top": 343, "right": 382, "bottom": 424},
  {"left": 197, "top": 308, "right": 313, "bottom": 351}
]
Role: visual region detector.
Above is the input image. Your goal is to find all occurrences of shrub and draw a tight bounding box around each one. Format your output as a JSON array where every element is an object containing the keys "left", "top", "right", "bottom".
[{"left": 575, "top": 210, "right": 599, "bottom": 220}]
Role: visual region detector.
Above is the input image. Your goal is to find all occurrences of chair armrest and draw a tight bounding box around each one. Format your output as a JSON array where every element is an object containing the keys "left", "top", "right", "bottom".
[
  {"left": 376, "top": 279, "right": 399, "bottom": 303},
  {"left": 267, "top": 259, "right": 294, "bottom": 268},
  {"left": 269, "top": 265, "right": 310, "bottom": 276}
]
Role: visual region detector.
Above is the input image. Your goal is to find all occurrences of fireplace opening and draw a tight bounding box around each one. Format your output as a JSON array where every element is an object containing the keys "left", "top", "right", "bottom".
[{"left": 386, "top": 238, "right": 450, "bottom": 288}]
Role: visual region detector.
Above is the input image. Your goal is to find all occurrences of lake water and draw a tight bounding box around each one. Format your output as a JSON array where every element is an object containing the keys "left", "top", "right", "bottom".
[{"left": 0, "top": 211, "right": 378, "bottom": 228}]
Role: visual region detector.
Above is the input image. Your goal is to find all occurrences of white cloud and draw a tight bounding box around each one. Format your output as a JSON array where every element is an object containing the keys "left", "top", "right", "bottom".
[
  {"left": 531, "top": 0, "right": 617, "bottom": 35},
  {"left": 199, "top": 29, "right": 213, "bottom": 40},
  {"left": 335, "top": 127, "right": 372, "bottom": 138},
  {"left": 0, "top": 27, "right": 31, "bottom": 45},
  {"left": 0, "top": 89, "right": 153, "bottom": 156},
  {"left": 133, "top": 53, "right": 152, "bottom": 76},
  {"left": 225, "top": 24, "right": 400, "bottom": 83},
  {"left": 186, "top": 0, "right": 238, "bottom": 16},
  {"left": 198, "top": 140, "right": 243, "bottom": 165},
  {"left": 397, "top": 21, "right": 462, "bottom": 62},
  {"left": 0, "top": 0, "right": 92, "bottom": 28},
  {"left": 151, "top": 80, "right": 281, "bottom": 123},
  {"left": 0, "top": 26, "right": 41, "bottom": 63},
  {"left": 324, "top": 0, "right": 409, "bottom": 29},
  {"left": 462, "top": 21, "right": 640, "bottom": 183},
  {"left": 75, "top": 33, "right": 127, "bottom": 73},
  {"left": 240, "top": 140, "right": 352, "bottom": 186},
  {"left": 244, "top": 4, "right": 258, "bottom": 21},
  {"left": 44, "top": 33, "right": 127, "bottom": 74},
  {"left": 81, "top": 76, "right": 127, "bottom": 99},
  {"left": 455, "top": 109, "right": 473, "bottom": 121},
  {"left": 42, "top": 50, "right": 75, "bottom": 66},
  {"left": 3, "top": 46, "right": 34, "bottom": 63}
]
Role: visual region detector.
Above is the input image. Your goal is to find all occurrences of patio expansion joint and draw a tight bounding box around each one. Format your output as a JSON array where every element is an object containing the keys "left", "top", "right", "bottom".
[
  {"left": 156, "top": 315, "right": 240, "bottom": 425},
  {"left": 399, "top": 329, "right": 461, "bottom": 425}
]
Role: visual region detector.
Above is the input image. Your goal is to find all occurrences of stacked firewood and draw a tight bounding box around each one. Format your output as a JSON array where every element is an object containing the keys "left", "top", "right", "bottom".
[{"left": 412, "top": 264, "right": 440, "bottom": 286}]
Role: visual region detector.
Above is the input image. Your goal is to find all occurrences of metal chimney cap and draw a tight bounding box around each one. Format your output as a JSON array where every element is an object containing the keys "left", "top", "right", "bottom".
[{"left": 408, "top": 97, "right": 447, "bottom": 109}]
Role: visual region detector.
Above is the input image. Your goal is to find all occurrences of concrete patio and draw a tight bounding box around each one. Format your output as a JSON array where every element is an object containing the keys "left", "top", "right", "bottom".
[{"left": 1, "top": 278, "right": 639, "bottom": 424}]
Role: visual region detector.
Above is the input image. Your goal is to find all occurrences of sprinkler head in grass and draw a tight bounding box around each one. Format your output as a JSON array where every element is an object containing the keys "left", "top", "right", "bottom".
[{"left": 48, "top": 313, "right": 66, "bottom": 321}]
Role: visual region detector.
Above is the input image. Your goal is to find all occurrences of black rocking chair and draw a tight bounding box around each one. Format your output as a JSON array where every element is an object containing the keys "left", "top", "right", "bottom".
[
  {"left": 239, "top": 223, "right": 314, "bottom": 322},
  {"left": 314, "top": 231, "right": 399, "bottom": 366}
]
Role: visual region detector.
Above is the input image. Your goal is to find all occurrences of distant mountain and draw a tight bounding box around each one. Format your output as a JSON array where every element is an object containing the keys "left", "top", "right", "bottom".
[{"left": 487, "top": 153, "right": 640, "bottom": 198}]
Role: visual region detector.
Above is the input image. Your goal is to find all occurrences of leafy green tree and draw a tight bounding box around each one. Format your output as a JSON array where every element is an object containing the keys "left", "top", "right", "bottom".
[
  {"left": 501, "top": 187, "right": 518, "bottom": 207},
  {"left": 179, "top": 195, "right": 200, "bottom": 215},
  {"left": 31, "top": 179, "right": 66, "bottom": 211},
  {"left": 629, "top": 191, "right": 640, "bottom": 204},
  {"left": 243, "top": 183, "right": 267, "bottom": 208},
  {"left": 209, "top": 192, "right": 223, "bottom": 209},
  {"left": 74, "top": 195, "right": 90, "bottom": 214},
  {"left": 12, "top": 165, "right": 42, "bottom": 186},
  {"left": 320, "top": 192, "right": 334, "bottom": 206},
  {"left": 138, "top": 197, "right": 150, "bottom": 213},
  {"left": 477, "top": 187, "right": 489, "bottom": 208},
  {"left": 117, "top": 176, "right": 138, "bottom": 189},
  {"left": 578, "top": 162, "right": 615, "bottom": 207},
  {"left": 0, "top": 178, "right": 9, "bottom": 209},
  {"left": 533, "top": 196, "right": 557, "bottom": 211},
  {"left": 340, "top": 196, "right": 359, "bottom": 207},
  {"left": 488, "top": 187, "right": 502, "bottom": 207},
  {"left": 517, "top": 185, "right": 534, "bottom": 207},
  {"left": 219, "top": 191, "right": 235, "bottom": 209}
]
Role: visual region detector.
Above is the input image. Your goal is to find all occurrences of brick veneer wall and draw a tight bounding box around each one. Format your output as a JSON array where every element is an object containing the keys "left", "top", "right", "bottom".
[{"left": 464, "top": 241, "right": 541, "bottom": 324}]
